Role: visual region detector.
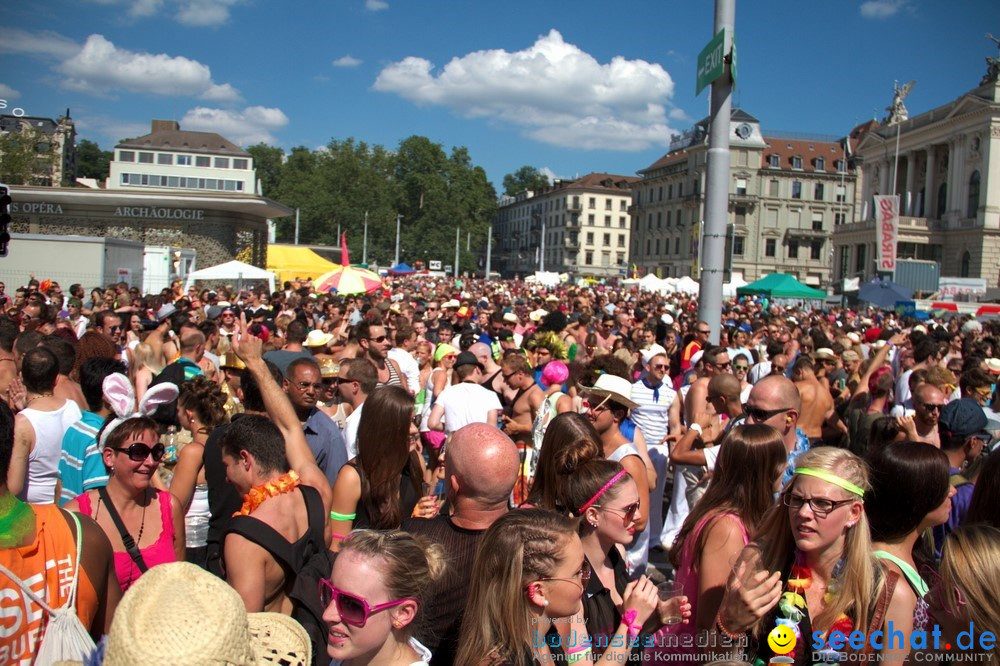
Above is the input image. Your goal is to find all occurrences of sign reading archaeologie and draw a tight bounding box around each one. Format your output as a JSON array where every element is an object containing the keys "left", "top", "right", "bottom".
[{"left": 10, "top": 201, "right": 205, "bottom": 220}]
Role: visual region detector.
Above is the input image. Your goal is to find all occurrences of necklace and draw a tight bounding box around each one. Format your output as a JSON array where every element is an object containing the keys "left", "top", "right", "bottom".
[
  {"left": 234, "top": 470, "right": 300, "bottom": 516},
  {"left": 96, "top": 489, "right": 148, "bottom": 546},
  {"left": 25, "top": 392, "right": 54, "bottom": 406},
  {"left": 0, "top": 494, "right": 34, "bottom": 548},
  {"left": 775, "top": 551, "right": 852, "bottom": 662}
]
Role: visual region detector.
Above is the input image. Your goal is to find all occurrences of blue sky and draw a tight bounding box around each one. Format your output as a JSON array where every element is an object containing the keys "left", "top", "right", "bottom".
[{"left": 2, "top": 0, "right": 998, "bottom": 189}]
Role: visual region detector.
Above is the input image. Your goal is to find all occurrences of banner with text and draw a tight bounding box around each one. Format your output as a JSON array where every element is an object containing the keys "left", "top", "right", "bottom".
[{"left": 875, "top": 195, "right": 900, "bottom": 273}]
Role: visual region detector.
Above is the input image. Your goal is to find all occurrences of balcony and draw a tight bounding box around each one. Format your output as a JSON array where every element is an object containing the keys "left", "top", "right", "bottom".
[
  {"left": 785, "top": 227, "right": 828, "bottom": 240},
  {"left": 729, "top": 192, "right": 759, "bottom": 205},
  {"left": 567, "top": 202, "right": 582, "bottom": 213},
  {"left": 564, "top": 238, "right": 580, "bottom": 250}
]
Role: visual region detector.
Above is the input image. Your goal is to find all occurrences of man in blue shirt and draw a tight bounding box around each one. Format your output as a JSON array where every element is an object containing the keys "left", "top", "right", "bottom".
[
  {"left": 58, "top": 357, "right": 125, "bottom": 505},
  {"left": 935, "top": 398, "right": 989, "bottom": 553},
  {"left": 283, "top": 357, "right": 347, "bottom": 484}
]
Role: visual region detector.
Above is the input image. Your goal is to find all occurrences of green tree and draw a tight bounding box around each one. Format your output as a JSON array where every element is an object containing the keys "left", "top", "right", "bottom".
[
  {"left": 246, "top": 143, "right": 284, "bottom": 197},
  {"left": 502, "top": 165, "right": 550, "bottom": 196},
  {"left": 75, "top": 139, "right": 112, "bottom": 180},
  {"left": 0, "top": 127, "right": 52, "bottom": 185}
]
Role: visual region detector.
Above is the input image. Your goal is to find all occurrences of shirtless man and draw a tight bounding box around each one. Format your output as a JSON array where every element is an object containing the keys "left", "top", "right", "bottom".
[
  {"left": 901, "top": 383, "right": 945, "bottom": 447},
  {"left": 500, "top": 353, "right": 544, "bottom": 440},
  {"left": 221, "top": 326, "right": 332, "bottom": 615},
  {"left": 356, "top": 321, "right": 408, "bottom": 391},
  {"left": 683, "top": 346, "right": 731, "bottom": 427},
  {"left": 470, "top": 342, "right": 516, "bottom": 409},
  {"left": 0, "top": 320, "right": 20, "bottom": 407},
  {"left": 791, "top": 356, "right": 839, "bottom": 446}
]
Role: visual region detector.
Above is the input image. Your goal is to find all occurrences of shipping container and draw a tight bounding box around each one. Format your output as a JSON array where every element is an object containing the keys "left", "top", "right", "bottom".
[
  {"left": 0, "top": 233, "right": 145, "bottom": 291},
  {"left": 893, "top": 259, "right": 940, "bottom": 294}
]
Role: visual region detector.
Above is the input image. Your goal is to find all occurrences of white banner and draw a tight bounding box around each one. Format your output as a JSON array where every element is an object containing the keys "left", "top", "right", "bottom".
[{"left": 875, "top": 195, "right": 900, "bottom": 272}]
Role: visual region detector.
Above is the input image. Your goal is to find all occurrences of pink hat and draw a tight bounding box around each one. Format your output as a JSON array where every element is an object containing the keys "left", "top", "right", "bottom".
[{"left": 541, "top": 361, "right": 569, "bottom": 386}]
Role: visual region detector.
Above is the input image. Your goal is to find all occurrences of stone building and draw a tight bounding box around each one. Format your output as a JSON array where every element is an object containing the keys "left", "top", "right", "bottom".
[
  {"left": 630, "top": 109, "right": 858, "bottom": 287},
  {"left": 0, "top": 112, "right": 76, "bottom": 186},
  {"left": 832, "top": 63, "right": 1000, "bottom": 291},
  {"left": 492, "top": 173, "right": 638, "bottom": 279}
]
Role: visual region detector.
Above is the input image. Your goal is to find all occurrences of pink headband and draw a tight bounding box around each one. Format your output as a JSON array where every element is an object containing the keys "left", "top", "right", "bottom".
[{"left": 578, "top": 469, "right": 628, "bottom": 514}]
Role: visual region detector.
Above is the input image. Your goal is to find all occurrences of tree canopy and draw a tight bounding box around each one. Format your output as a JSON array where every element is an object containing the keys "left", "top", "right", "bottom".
[
  {"left": 75, "top": 139, "right": 112, "bottom": 180},
  {"left": 502, "top": 165, "right": 551, "bottom": 196}
]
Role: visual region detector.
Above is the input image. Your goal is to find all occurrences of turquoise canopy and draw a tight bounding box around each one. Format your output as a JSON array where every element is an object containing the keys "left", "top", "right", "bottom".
[{"left": 736, "top": 273, "right": 827, "bottom": 299}]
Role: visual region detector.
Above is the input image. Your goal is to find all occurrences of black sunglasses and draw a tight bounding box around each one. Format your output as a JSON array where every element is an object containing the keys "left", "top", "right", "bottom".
[
  {"left": 744, "top": 405, "right": 793, "bottom": 422},
  {"left": 369, "top": 335, "right": 387, "bottom": 343},
  {"left": 113, "top": 442, "right": 166, "bottom": 462}
]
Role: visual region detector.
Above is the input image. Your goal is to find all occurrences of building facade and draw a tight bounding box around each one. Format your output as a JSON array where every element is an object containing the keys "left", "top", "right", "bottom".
[
  {"left": 0, "top": 113, "right": 76, "bottom": 186},
  {"left": 493, "top": 173, "right": 638, "bottom": 279},
  {"left": 630, "top": 109, "right": 858, "bottom": 287},
  {"left": 832, "top": 67, "right": 1000, "bottom": 292}
]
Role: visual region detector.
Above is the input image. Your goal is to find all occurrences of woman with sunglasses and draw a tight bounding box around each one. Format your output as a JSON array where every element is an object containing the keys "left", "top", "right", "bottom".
[
  {"left": 321, "top": 529, "right": 445, "bottom": 665},
  {"left": 66, "top": 415, "right": 186, "bottom": 591},
  {"left": 458, "top": 509, "right": 658, "bottom": 665},
  {"left": 565, "top": 459, "right": 685, "bottom": 659},
  {"left": 716, "top": 447, "right": 893, "bottom": 665}
]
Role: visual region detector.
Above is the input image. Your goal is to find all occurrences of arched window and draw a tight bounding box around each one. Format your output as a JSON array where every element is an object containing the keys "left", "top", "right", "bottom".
[
  {"left": 967, "top": 171, "right": 981, "bottom": 219},
  {"left": 937, "top": 183, "right": 948, "bottom": 218},
  {"left": 961, "top": 250, "right": 971, "bottom": 278}
]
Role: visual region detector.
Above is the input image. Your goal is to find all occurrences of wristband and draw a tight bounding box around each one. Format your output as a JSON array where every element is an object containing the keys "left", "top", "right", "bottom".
[
  {"left": 331, "top": 532, "right": 348, "bottom": 541},
  {"left": 330, "top": 511, "right": 356, "bottom": 521},
  {"left": 715, "top": 611, "right": 745, "bottom": 640},
  {"left": 689, "top": 423, "right": 704, "bottom": 436},
  {"left": 622, "top": 609, "right": 641, "bottom": 639}
]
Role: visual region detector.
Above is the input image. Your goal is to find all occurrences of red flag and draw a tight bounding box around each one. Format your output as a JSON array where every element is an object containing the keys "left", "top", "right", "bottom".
[{"left": 340, "top": 231, "right": 350, "bottom": 266}]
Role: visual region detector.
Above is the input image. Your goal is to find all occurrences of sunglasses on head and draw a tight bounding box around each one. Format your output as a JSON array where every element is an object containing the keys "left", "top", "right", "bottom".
[
  {"left": 318, "top": 580, "right": 416, "bottom": 627},
  {"left": 113, "top": 442, "right": 166, "bottom": 462}
]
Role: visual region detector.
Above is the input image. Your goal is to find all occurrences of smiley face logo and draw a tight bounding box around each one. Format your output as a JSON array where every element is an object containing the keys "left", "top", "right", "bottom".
[{"left": 767, "top": 625, "right": 797, "bottom": 655}]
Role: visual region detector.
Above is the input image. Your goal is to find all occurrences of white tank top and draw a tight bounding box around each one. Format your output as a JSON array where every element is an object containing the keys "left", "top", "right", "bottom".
[{"left": 21, "top": 401, "right": 83, "bottom": 503}]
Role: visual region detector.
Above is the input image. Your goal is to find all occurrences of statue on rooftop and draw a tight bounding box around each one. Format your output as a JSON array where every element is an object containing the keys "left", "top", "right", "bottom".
[
  {"left": 885, "top": 80, "right": 915, "bottom": 125},
  {"left": 982, "top": 34, "right": 1000, "bottom": 85}
]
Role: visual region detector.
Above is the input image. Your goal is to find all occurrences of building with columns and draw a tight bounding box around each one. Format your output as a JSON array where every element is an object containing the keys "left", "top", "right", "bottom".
[
  {"left": 493, "top": 173, "right": 638, "bottom": 279},
  {"left": 630, "top": 109, "right": 858, "bottom": 286},
  {"left": 832, "top": 65, "right": 1000, "bottom": 292}
]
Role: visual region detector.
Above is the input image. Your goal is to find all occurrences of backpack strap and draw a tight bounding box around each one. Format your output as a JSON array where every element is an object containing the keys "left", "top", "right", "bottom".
[
  {"left": 861, "top": 569, "right": 899, "bottom": 656},
  {"left": 225, "top": 515, "right": 297, "bottom": 571},
  {"left": 299, "top": 485, "right": 326, "bottom": 549},
  {"left": 98, "top": 485, "right": 148, "bottom": 573},
  {"left": 0, "top": 510, "right": 85, "bottom": 616}
]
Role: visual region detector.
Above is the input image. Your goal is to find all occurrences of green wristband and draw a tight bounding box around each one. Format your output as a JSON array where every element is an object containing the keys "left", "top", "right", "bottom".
[{"left": 330, "top": 511, "right": 356, "bottom": 521}]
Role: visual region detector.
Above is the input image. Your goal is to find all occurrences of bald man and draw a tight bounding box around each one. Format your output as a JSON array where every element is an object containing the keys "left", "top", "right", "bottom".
[
  {"left": 670, "top": 373, "right": 745, "bottom": 469},
  {"left": 907, "top": 383, "right": 945, "bottom": 447},
  {"left": 404, "top": 423, "right": 519, "bottom": 664},
  {"left": 745, "top": 374, "right": 809, "bottom": 487}
]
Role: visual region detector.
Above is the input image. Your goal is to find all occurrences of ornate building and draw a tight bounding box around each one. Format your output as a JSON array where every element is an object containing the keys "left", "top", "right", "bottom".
[
  {"left": 832, "top": 59, "right": 1000, "bottom": 292},
  {"left": 493, "top": 173, "right": 638, "bottom": 279},
  {"left": 631, "top": 110, "right": 858, "bottom": 286},
  {"left": 0, "top": 112, "right": 76, "bottom": 186}
]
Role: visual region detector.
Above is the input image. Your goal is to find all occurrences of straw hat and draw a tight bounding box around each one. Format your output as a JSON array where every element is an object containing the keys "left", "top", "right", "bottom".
[
  {"left": 502, "top": 312, "right": 519, "bottom": 324},
  {"left": 442, "top": 299, "right": 461, "bottom": 309},
  {"left": 102, "top": 562, "right": 310, "bottom": 666},
  {"left": 318, "top": 358, "right": 340, "bottom": 378},
  {"left": 578, "top": 373, "right": 639, "bottom": 409},
  {"left": 529, "top": 308, "right": 548, "bottom": 322},
  {"left": 303, "top": 330, "right": 334, "bottom": 348},
  {"left": 812, "top": 348, "right": 837, "bottom": 362}
]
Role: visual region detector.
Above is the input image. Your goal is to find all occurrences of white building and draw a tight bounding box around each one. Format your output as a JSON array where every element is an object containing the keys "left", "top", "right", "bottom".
[
  {"left": 107, "top": 120, "right": 255, "bottom": 194},
  {"left": 493, "top": 173, "right": 637, "bottom": 279}
]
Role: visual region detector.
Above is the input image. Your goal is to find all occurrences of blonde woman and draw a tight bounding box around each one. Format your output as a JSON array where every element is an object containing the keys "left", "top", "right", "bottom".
[
  {"left": 131, "top": 342, "right": 163, "bottom": 404},
  {"left": 457, "top": 509, "right": 658, "bottom": 666},
  {"left": 717, "top": 447, "right": 893, "bottom": 665}
]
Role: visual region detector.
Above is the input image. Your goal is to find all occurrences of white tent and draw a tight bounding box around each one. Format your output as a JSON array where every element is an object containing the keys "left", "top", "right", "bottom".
[
  {"left": 674, "top": 276, "right": 700, "bottom": 295},
  {"left": 723, "top": 274, "right": 749, "bottom": 297},
  {"left": 184, "top": 260, "right": 275, "bottom": 293}
]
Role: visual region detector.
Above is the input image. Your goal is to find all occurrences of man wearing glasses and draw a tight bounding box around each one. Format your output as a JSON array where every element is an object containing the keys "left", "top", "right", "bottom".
[
  {"left": 903, "top": 383, "right": 945, "bottom": 447},
  {"left": 935, "top": 398, "right": 990, "bottom": 550},
  {"left": 357, "top": 322, "right": 407, "bottom": 392},
  {"left": 283, "top": 357, "right": 346, "bottom": 483},
  {"left": 744, "top": 374, "right": 808, "bottom": 487}
]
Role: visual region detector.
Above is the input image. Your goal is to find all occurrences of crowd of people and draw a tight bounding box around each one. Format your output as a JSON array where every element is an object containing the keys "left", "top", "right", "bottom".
[{"left": 2, "top": 272, "right": 1000, "bottom": 665}]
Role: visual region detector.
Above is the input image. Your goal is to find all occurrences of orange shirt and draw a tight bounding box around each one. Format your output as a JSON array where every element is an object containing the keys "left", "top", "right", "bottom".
[
  {"left": 0, "top": 504, "right": 98, "bottom": 665},
  {"left": 680, "top": 339, "right": 703, "bottom": 372}
]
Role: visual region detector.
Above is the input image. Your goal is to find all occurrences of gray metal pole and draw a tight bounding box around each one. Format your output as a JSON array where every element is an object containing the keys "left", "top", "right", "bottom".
[
  {"left": 394, "top": 214, "right": 401, "bottom": 266},
  {"left": 696, "top": 0, "right": 735, "bottom": 346},
  {"left": 486, "top": 224, "right": 492, "bottom": 277},
  {"left": 363, "top": 211, "right": 368, "bottom": 265},
  {"left": 540, "top": 219, "right": 546, "bottom": 272},
  {"left": 454, "top": 227, "right": 460, "bottom": 278},
  {"left": 294, "top": 208, "right": 300, "bottom": 245}
]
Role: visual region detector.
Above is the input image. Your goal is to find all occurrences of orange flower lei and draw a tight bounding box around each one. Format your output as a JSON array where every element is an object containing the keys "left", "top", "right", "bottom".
[{"left": 234, "top": 470, "right": 301, "bottom": 516}]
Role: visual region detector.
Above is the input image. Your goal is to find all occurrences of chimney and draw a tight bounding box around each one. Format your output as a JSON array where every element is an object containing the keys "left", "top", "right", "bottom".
[{"left": 152, "top": 119, "right": 180, "bottom": 133}]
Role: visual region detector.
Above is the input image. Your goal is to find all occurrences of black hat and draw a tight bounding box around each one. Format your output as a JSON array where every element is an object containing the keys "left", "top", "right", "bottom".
[
  {"left": 497, "top": 329, "right": 515, "bottom": 341},
  {"left": 939, "top": 398, "right": 989, "bottom": 440},
  {"left": 453, "top": 351, "right": 484, "bottom": 371}
]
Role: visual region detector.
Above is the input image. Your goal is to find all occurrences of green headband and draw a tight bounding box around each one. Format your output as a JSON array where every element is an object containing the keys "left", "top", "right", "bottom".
[{"left": 794, "top": 467, "right": 865, "bottom": 498}]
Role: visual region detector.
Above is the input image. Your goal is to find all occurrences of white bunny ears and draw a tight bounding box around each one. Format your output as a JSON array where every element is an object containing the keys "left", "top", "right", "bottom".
[{"left": 98, "top": 373, "right": 179, "bottom": 449}]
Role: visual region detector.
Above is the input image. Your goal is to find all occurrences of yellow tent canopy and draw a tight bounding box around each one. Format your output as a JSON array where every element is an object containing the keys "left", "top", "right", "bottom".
[{"left": 267, "top": 245, "right": 340, "bottom": 284}]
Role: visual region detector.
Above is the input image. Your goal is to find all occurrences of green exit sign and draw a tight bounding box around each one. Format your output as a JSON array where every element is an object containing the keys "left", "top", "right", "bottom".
[{"left": 696, "top": 28, "right": 728, "bottom": 95}]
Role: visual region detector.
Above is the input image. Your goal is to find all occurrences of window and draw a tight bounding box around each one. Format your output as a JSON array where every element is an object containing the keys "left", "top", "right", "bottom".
[
  {"left": 733, "top": 236, "right": 745, "bottom": 255},
  {"left": 815, "top": 157, "right": 825, "bottom": 171},
  {"left": 735, "top": 206, "right": 747, "bottom": 226},
  {"left": 138, "top": 152, "right": 154, "bottom": 164},
  {"left": 765, "top": 238, "right": 776, "bottom": 257},
  {"left": 573, "top": 196, "right": 581, "bottom": 209},
  {"left": 769, "top": 179, "right": 779, "bottom": 197},
  {"left": 215, "top": 157, "right": 229, "bottom": 169},
  {"left": 835, "top": 185, "right": 846, "bottom": 203},
  {"left": 176, "top": 154, "right": 191, "bottom": 166},
  {"left": 811, "top": 241, "right": 822, "bottom": 260},
  {"left": 791, "top": 156, "right": 803, "bottom": 169},
  {"left": 736, "top": 178, "right": 747, "bottom": 195},
  {"left": 968, "top": 171, "right": 981, "bottom": 218},
  {"left": 658, "top": 187, "right": 663, "bottom": 201},
  {"left": 605, "top": 215, "right": 611, "bottom": 227},
  {"left": 586, "top": 251, "right": 593, "bottom": 265},
  {"left": 792, "top": 181, "right": 802, "bottom": 199},
  {"left": 588, "top": 214, "right": 595, "bottom": 225},
  {"left": 836, "top": 159, "right": 846, "bottom": 173},
  {"left": 586, "top": 232, "right": 594, "bottom": 245},
  {"left": 602, "top": 252, "right": 610, "bottom": 267},
  {"left": 655, "top": 239, "right": 660, "bottom": 255},
  {"left": 603, "top": 199, "right": 610, "bottom": 210},
  {"left": 668, "top": 184, "right": 674, "bottom": 199},
  {"left": 855, "top": 244, "right": 866, "bottom": 272},
  {"left": 617, "top": 253, "right": 624, "bottom": 265},
  {"left": 120, "top": 173, "right": 129, "bottom": 185},
  {"left": 835, "top": 213, "right": 846, "bottom": 226},
  {"left": 788, "top": 240, "right": 799, "bottom": 259},
  {"left": 647, "top": 213, "right": 653, "bottom": 230},
  {"left": 814, "top": 183, "right": 824, "bottom": 200},
  {"left": 233, "top": 158, "right": 248, "bottom": 170},
  {"left": 619, "top": 217, "right": 626, "bottom": 228},
  {"left": 195, "top": 156, "right": 210, "bottom": 167},
  {"left": 119, "top": 151, "right": 135, "bottom": 162},
  {"left": 618, "top": 234, "right": 625, "bottom": 247},
  {"left": 603, "top": 233, "right": 611, "bottom": 246},
  {"left": 588, "top": 197, "right": 596, "bottom": 209},
  {"left": 937, "top": 183, "right": 947, "bottom": 218},
  {"left": 812, "top": 213, "right": 823, "bottom": 231},
  {"left": 675, "top": 237, "right": 681, "bottom": 254},
  {"left": 646, "top": 239, "right": 651, "bottom": 254},
  {"left": 157, "top": 153, "right": 173, "bottom": 165},
  {"left": 620, "top": 200, "right": 627, "bottom": 211},
  {"left": 769, "top": 154, "right": 780, "bottom": 168},
  {"left": 677, "top": 182, "right": 683, "bottom": 197},
  {"left": 656, "top": 212, "right": 661, "bottom": 228}
]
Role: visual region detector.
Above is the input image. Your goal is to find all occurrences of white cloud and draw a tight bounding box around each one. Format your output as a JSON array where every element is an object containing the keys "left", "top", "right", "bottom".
[
  {"left": 859, "top": 0, "right": 909, "bottom": 18},
  {"left": 180, "top": 106, "right": 289, "bottom": 145},
  {"left": 366, "top": 0, "right": 388, "bottom": 10},
  {"left": 129, "top": 0, "right": 164, "bottom": 17},
  {"left": 176, "top": 0, "right": 241, "bottom": 26},
  {"left": 73, "top": 114, "right": 153, "bottom": 144},
  {"left": 0, "top": 28, "right": 81, "bottom": 59},
  {"left": 332, "top": 55, "right": 362, "bottom": 68},
  {"left": 374, "top": 29, "right": 679, "bottom": 151},
  {"left": 0, "top": 84, "right": 21, "bottom": 100},
  {"left": 57, "top": 34, "right": 241, "bottom": 100},
  {"left": 538, "top": 167, "right": 557, "bottom": 184}
]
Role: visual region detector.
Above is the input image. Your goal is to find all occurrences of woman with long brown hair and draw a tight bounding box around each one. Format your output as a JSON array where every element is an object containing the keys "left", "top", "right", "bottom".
[
  {"left": 329, "top": 386, "right": 429, "bottom": 549},
  {"left": 523, "top": 412, "right": 601, "bottom": 511}
]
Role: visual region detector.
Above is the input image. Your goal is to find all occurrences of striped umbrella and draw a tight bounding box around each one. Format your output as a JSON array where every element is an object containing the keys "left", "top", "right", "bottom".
[{"left": 314, "top": 265, "right": 382, "bottom": 295}]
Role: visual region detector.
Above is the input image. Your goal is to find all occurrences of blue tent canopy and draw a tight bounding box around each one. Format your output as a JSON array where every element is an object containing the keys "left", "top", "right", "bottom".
[{"left": 388, "top": 263, "right": 415, "bottom": 275}]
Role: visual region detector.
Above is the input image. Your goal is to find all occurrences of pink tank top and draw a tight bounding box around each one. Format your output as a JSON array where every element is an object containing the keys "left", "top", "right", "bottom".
[{"left": 77, "top": 490, "right": 176, "bottom": 591}]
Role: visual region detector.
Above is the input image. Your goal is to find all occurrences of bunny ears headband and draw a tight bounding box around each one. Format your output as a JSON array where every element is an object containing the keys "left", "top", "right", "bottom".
[{"left": 98, "top": 373, "right": 179, "bottom": 449}]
